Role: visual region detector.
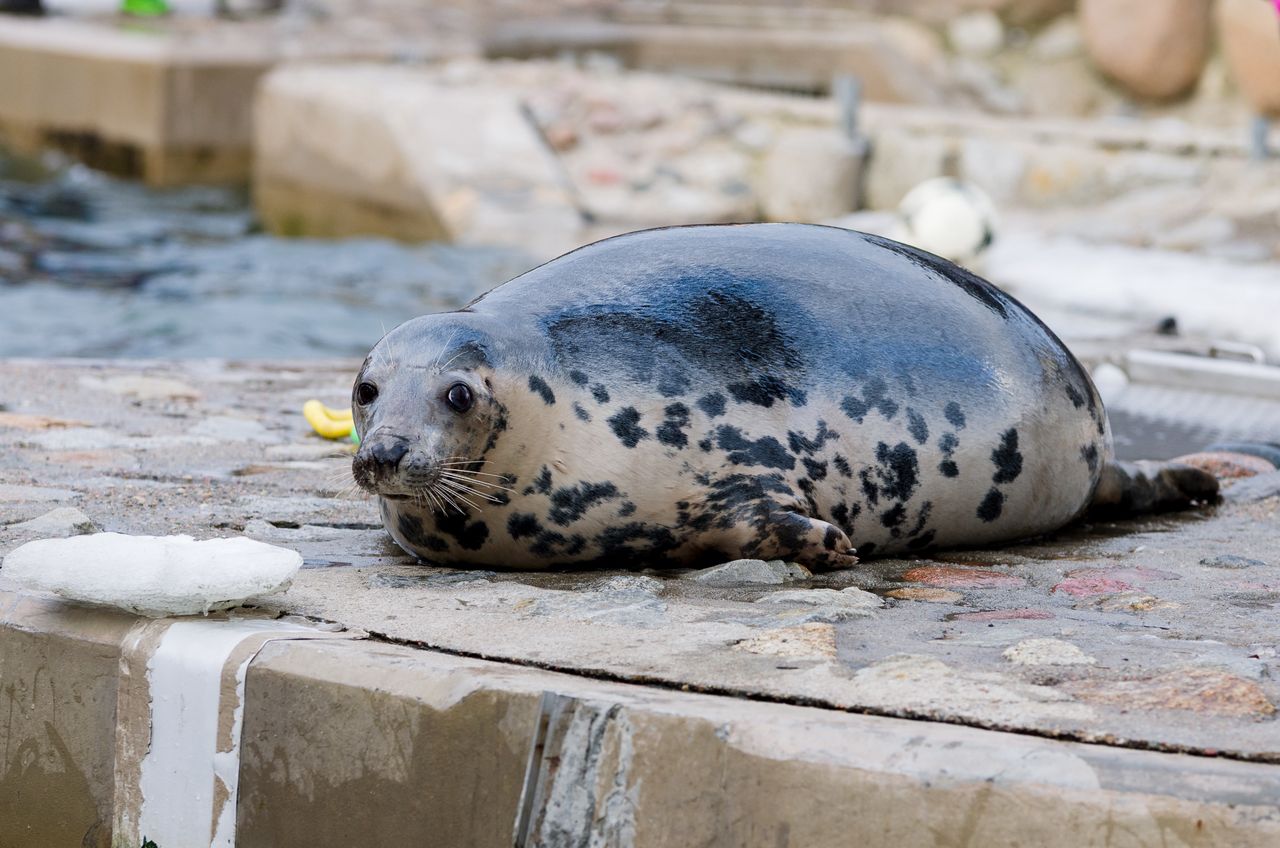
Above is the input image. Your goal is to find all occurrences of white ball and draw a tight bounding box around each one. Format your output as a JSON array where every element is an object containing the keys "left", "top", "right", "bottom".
[{"left": 895, "top": 177, "right": 999, "bottom": 267}]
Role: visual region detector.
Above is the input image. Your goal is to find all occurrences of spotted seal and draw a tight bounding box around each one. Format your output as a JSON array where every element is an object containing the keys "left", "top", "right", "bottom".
[{"left": 351, "top": 224, "right": 1216, "bottom": 569}]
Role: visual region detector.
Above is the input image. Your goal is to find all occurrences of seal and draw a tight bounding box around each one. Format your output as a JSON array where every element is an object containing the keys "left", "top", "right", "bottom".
[{"left": 351, "top": 223, "right": 1216, "bottom": 569}]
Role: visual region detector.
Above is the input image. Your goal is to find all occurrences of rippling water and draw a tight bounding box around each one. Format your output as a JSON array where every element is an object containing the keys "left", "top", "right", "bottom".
[{"left": 0, "top": 151, "right": 531, "bottom": 358}]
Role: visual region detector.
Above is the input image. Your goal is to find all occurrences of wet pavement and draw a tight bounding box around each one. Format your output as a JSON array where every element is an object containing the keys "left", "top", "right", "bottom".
[
  {"left": 1, "top": 358, "right": 1277, "bottom": 762},
  {"left": 0, "top": 151, "right": 528, "bottom": 357}
]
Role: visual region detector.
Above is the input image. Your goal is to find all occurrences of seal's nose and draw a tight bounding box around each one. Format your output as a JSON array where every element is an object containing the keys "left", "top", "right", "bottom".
[
  {"left": 368, "top": 440, "right": 409, "bottom": 469},
  {"left": 352, "top": 435, "right": 411, "bottom": 491}
]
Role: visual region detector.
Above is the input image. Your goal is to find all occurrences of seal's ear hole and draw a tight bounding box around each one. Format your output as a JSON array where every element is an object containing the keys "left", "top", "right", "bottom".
[
  {"left": 355, "top": 381, "right": 379, "bottom": 406},
  {"left": 445, "top": 382, "right": 474, "bottom": 413}
]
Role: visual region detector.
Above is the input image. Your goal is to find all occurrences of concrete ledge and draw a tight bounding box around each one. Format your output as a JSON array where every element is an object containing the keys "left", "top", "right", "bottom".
[{"left": 4, "top": 591, "right": 1279, "bottom": 847}]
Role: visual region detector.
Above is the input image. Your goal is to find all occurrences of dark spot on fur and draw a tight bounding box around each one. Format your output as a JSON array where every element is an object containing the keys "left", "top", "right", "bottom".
[
  {"left": 434, "top": 510, "right": 489, "bottom": 550},
  {"left": 548, "top": 481, "right": 620, "bottom": 526},
  {"left": 657, "top": 370, "right": 691, "bottom": 397},
  {"left": 944, "top": 402, "right": 966, "bottom": 430},
  {"left": 788, "top": 421, "right": 839, "bottom": 455},
  {"left": 528, "top": 375, "right": 556, "bottom": 405},
  {"left": 396, "top": 513, "right": 449, "bottom": 553},
  {"left": 573, "top": 402, "right": 591, "bottom": 422},
  {"left": 874, "top": 441, "right": 919, "bottom": 502},
  {"left": 569, "top": 370, "right": 589, "bottom": 386},
  {"left": 880, "top": 503, "right": 906, "bottom": 529},
  {"left": 906, "top": 530, "right": 936, "bottom": 551},
  {"left": 697, "top": 392, "right": 726, "bottom": 418},
  {"left": 991, "top": 428, "right": 1023, "bottom": 484},
  {"left": 859, "top": 469, "right": 879, "bottom": 506},
  {"left": 802, "top": 458, "right": 828, "bottom": 480},
  {"left": 1081, "top": 443, "right": 1099, "bottom": 472},
  {"left": 727, "top": 375, "right": 807, "bottom": 408},
  {"left": 608, "top": 407, "right": 649, "bottom": 448},
  {"left": 831, "top": 501, "right": 860, "bottom": 534},
  {"left": 908, "top": 501, "right": 933, "bottom": 538},
  {"left": 507, "top": 512, "right": 542, "bottom": 540},
  {"left": 907, "top": 408, "right": 929, "bottom": 445},
  {"left": 859, "top": 541, "right": 877, "bottom": 557},
  {"left": 938, "top": 432, "right": 959, "bottom": 455},
  {"left": 591, "top": 384, "right": 610, "bottom": 404},
  {"left": 618, "top": 501, "right": 636, "bottom": 517},
  {"left": 522, "top": 466, "right": 553, "bottom": 496},
  {"left": 939, "top": 460, "right": 959, "bottom": 478},
  {"left": 656, "top": 403, "right": 691, "bottom": 448},
  {"left": 1064, "top": 383, "right": 1085, "bottom": 409},
  {"left": 697, "top": 437, "right": 713, "bottom": 452},
  {"left": 977, "top": 488, "right": 1005, "bottom": 522},
  {"left": 841, "top": 378, "right": 899, "bottom": 423},
  {"left": 715, "top": 425, "right": 796, "bottom": 471},
  {"left": 833, "top": 455, "right": 853, "bottom": 478},
  {"left": 596, "top": 522, "right": 679, "bottom": 561},
  {"left": 822, "top": 525, "right": 842, "bottom": 550}
]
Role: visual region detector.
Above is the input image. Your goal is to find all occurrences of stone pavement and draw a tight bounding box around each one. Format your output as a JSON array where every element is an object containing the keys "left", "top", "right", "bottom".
[{"left": 2, "top": 358, "right": 1279, "bottom": 844}]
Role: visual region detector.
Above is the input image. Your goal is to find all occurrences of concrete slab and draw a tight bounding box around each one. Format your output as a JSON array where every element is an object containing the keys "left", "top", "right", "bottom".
[
  {"left": 2, "top": 358, "right": 1279, "bottom": 842},
  {"left": 0, "top": 15, "right": 466, "bottom": 185}
]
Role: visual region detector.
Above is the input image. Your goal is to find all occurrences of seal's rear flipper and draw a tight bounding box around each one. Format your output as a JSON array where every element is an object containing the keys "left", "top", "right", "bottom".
[{"left": 1089, "top": 460, "right": 1219, "bottom": 518}]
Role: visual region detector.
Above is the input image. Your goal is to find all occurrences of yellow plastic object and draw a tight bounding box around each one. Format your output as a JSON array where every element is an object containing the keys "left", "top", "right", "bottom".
[{"left": 303, "top": 400, "right": 357, "bottom": 442}]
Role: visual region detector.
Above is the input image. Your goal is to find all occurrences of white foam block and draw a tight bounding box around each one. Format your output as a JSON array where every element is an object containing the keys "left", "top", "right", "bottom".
[{"left": 1, "top": 533, "right": 301, "bottom": 617}]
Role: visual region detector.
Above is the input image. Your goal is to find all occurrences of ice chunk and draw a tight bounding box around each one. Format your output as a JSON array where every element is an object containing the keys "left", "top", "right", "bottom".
[{"left": 1, "top": 533, "right": 301, "bottom": 617}]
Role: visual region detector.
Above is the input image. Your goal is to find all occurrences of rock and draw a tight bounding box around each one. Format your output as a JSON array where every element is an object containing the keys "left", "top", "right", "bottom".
[
  {"left": 958, "top": 137, "right": 1028, "bottom": 205},
  {"left": 1030, "top": 16, "right": 1084, "bottom": 61},
  {"left": 1172, "top": 451, "right": 1275, "bottom": 480},
  {"left": 254, "top": 64, "right": 584, "bottom": 259},
  {"left": 754, "top": 587, "right": 881, "bottom": 623},
  {"left": 1068, "top": 667, "right": 1275, "bottom": 718},
  {"left": 1200, "top": 554, "right": 1266, "bottom": 569},
  {"left": 902, "top": 565, "right": 1024, "bottom": 589},
  {"left": 947, "top": 11, "right": 1004, "bottom": 57},
  {"left": 1079, "top": 0, "right": 1212, "bottom": 100},
  {"left": 1007, "top": 56, "right": 1108, "bottom": 117},
  {"left": 758, "top": 128, "right": 864, "bottom": 223},
  {"left": 733, "top": 623, "right": 836, "bottom": 659},
  {"left": 1224, "top": 471, "right": 1280, "bottom": 503},
  {"left": 1003, "top": 638, "right": 1097, "bottom": 667},
  {"left": 690, "top": 558, "right": 811, "bottom": 587},
  {"left": 1218, "top": 0, "right": 1280, "bottom": 116},
  {"left": 1151, "top": 215, "right": 1237, "bottom": 253},
  {"left": 1205, "top": 442, "right": 1280, "bottom": 468},
  {"left": 1051, "top": 575, "right": 1133, "bottom": 598},
  {"left": 7, "top": 507, "right": 98, "bottom": 539},
  {"left": 886, "top": 587, "right": 963, "bottom": 603},
  {"left": 865, "top": 130, "right": 954, "bottom": 210}
]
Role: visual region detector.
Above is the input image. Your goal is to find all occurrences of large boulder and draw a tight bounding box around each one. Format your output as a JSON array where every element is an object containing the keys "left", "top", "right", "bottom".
[
  {"left": 1079, "top": 0, "right": 1213, "bottom": 100},
  {"left": 759, "top": 127, "right": 865, "bottom": 222},
  {"left": 1218, "top": 0, "right": 1280, "bottom": 116},
  {"left": 253, "top": 64, "right": 584, "bottom": 257}
]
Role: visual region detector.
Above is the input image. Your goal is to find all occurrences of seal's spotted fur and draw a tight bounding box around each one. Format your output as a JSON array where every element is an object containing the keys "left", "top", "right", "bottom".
[{"left": 353, "top": 224, "right": 1116, "bottom": 569}]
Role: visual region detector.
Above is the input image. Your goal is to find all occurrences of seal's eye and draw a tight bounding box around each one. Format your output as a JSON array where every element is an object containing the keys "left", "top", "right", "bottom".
[
  {"left": 445, "top": 382, "right": 473, "bottom": 413},
  {"left": 355, "top": 381, "right": 379, "bottom": 406}
]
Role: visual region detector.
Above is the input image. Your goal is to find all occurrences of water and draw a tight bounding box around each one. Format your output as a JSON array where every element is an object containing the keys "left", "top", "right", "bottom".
[{"left": 0, "top": 151, "right": 531, "bottom": 358}]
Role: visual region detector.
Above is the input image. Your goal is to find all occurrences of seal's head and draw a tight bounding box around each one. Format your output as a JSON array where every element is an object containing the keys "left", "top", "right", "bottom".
[{"left": 350, "top": 316, "right": 508, "bottom": 506}]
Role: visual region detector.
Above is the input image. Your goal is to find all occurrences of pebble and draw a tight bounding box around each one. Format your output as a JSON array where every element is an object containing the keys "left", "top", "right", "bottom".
[
  {"left": 734, "top": 623, "right": 836, "bottom": 659},
  {"left": 1051, "top": 576, "right": 1134, "bottom": 597},
  {"left": 754, "top": 587, "right": 882, "bottom": 623},
  {"left": 690, "top": 558, "right": 811, "bottom": 586},
  {"left": 1003, "top": 638, "right": 1097, "bottom": 667},
  {"left": 951, "top": 608, "right": 1054, "bottom": 622},
  {"left": 1068, "top": 667, "right": 1274, "bottom": 718},
  {"left": 1200, "top": 554, "right": 1266, "bottom": 569},
  {"left": 6, "top": 507, "right": 98, "bottom": 539}
]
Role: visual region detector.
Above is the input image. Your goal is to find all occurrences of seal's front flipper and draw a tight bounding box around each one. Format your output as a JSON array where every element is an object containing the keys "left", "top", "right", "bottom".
[
  {"left": 1089, "top": 460, "right": 1219, "bottom": 518},
  {"left": 753, "top": 510, "right": 859, "bottom": 570}
]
